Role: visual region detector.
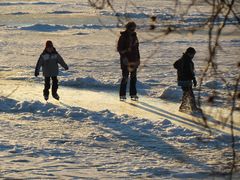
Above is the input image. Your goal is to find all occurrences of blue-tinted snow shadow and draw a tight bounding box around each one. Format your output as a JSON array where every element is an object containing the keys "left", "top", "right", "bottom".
[
  {"left": 61, "top": 101, "right": 218, "bottom": 178},
  {"left": 128, "top": 167, "right": 213, "bottom": 179},
  {"left": 70, "top": 108, "right": 214, "bottom": 177},
  {"left": 137, "top": 101, "right": 240, "bottom": 134},
  {"left": 0, "top": 96, "right": 229, "bottom": 178},
  {"left": 18, "top": 24, "right": 117, "bottom": 32},
  {"left": 48, "top": 11, "right": 80, "bottom": 14},
  {"left": 0, "top": 2, "right": 57, "bottom": 6}
]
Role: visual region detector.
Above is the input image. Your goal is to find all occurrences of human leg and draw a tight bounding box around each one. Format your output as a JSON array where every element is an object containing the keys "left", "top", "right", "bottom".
[
  {"left": 43, "top": 77, "right": 50, "bottom": 100},
  {"left": 119, "top": 67, "right": 129, "bottom": 98},
  {"left": 130, "top": 69, "right": 137, "bottom": 97},
  {"left": 51, "top": 76, "right": 59, "bottom": 100},
  {"left": 179, "top": 86, "right": 191, "bottom": 112}
]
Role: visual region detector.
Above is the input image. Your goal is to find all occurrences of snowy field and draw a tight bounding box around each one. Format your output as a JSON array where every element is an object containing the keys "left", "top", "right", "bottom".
[{"left": 0, "top": 0, "right": 240, "bottom": 179}]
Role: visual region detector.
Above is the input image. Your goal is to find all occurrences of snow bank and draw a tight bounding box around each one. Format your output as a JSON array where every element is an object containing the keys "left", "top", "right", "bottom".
[
  {"left": 0, "top": 2, "right": 57, "bottom": 6},
  {"left": 0, "top": 96, "right": 57, "bottom": 113},
  {"left": 60, "top": 76, "right": 150, "bottom": 92},
  {"left": 101, "top": 11, "right": 149, "bottom": 19},
  {"left": 48, "top": 11, "right": 79, "bottom": 14},
  {"left": 61, "top": 77, "right": 117, "bottom": 89},
  {"left": 19, "top": 24, "right": 70, "bottom": 32},
  {"left": 32, "top": 2, "right": 57, "bottom": 5},
  {"left": 100, "top": 10, "right": 237, "bottom": 25},
  {"left": 204, "top": 80, "right": 224, "bottom": 89},
  {"left": 18, "top": 24, "right": 117, "bottom": 32},
  {"left": 100, "top": 11, "right": 174, "bottom": 20},
  {"left": 159, "top": 86, "right": 182, "bottom": 102},
  {"left": 7, "top": 12, "right": 29, "bottom": 15},
  {"left": 1, "top": 96, "right": 237, "bottom": 146},
  {"left": 0, "top": 96, "right": 89, "bottom": 118},
  {"left": 0, "top": 96, "right": 18, "bottom": 111}
]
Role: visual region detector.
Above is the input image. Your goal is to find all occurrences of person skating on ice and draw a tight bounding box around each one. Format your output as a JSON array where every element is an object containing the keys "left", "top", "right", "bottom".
[
  {"left": 174, "top": 47, "right": 200, "bottom": 113},
  {"left": 35, "top": 40, "right": 68, "bottom": 101},
  {"left": 117, "top": 21, "right": 140, "bottom": 101}
]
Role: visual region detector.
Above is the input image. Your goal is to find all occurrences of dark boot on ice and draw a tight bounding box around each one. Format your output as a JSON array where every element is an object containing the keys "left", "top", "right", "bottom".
[
  {"left": 131, "top": 95, "right": 139, "bottom": 101},
  {"left": 179, "top": 106, "right": 191, "bottom": 113},
  {"left": 44, "top": 94, "right": 49, "bottom": 101},
  {"left": 120, "top": 96, "right": 127, "bottom": 101},
  {"left": 43, "top": 89, "right": 49, "bottom": 101},
  {"left": 52, "top": 93, "right": 60, "bottom": 100}
]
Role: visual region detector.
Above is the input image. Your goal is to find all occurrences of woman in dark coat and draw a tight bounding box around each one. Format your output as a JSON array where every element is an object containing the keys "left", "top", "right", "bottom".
[{"left": 117, "top": 21, "right": 140, "bottom": 101}]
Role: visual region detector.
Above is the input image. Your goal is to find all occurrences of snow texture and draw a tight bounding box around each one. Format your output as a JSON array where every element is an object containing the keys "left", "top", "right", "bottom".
[
  {"left": 0, "top": 0, "right": 240, "bottom": 179},
  {"left": 0, "top": 96, "right": 239, "bottom": 179}
]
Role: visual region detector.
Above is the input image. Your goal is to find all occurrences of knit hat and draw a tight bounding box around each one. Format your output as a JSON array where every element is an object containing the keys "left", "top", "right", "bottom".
[
  {"left": 126, "top": 21, "right": 137, "bottom": 30},
  {"left": 46, "top": 40, "right": 53, "bottom": 48},
  {"left": 186, "top": 47, "right": 196, "bottom": 54}
]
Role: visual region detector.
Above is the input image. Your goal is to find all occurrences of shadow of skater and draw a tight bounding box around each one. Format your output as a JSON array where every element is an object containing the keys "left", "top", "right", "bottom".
[
  {"left": 138, "top": 101, "right": 240, "bottom": 133},
  {"left": 92, "top": 109, "right": 213, "bottom": 174},
  {"left": 34, "top": 100, "right": 215, "bottom": 175},
  {"left": 127, "top": 101, "right": 212, "bottom": 134}
]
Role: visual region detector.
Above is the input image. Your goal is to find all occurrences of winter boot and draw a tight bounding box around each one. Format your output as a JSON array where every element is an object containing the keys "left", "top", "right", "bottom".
[
  {"left": 44, "top": 95, "right": 49, "bottom": 101},
  {"left": 120, "top": 96, "right": 127, "bottom": 101},
  {"left": 43, "top": 89, "right": 49, "bottom": 101},
  {"left": 131, "top": 95, "right": 139, "bottom": 101},
  {"left": 52, "top": 93, "right": 60, "bottom": 100}
]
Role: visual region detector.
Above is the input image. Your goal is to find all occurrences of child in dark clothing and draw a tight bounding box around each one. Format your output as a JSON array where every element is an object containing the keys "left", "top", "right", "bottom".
[
  {"left": 174, "top": 47, "right": 199, "bottom": 113},
  {"left": 35, "top": 41, "right": 68, "bottom": 101}
]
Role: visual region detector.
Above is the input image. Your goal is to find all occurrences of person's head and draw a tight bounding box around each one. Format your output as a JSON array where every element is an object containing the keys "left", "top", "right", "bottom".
[
  {"left": 126, "top": 21, "right": 137, "bottom": 33},
  {"left": 185, "top": 47, "right": 196, "bottom": 58},
  {"left": 45, "top": 40, "right": 54, "bottom": 53}
]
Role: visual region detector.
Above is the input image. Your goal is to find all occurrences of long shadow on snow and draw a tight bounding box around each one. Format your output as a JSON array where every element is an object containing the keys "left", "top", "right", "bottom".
[
  {"left": 138, "top": 101, "right": 240, "bottom": 134},
  {"left": 62, "top": 107, "right": 213, "bottom": 174},
  {"left": 0, "top": 97, "right": 212, "bottom": 175},
  {"left": 58, "top": 102, "right": 214, "bottom": 174}
]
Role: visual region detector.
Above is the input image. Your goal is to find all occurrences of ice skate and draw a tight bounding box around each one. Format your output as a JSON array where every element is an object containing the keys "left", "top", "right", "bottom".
[
  {"left": 131, "top": 95, "right": 139, "bottom": 101},
  {"left": 44, "top": 95, "right": 49, "bottom": 101},
  {"left": 52, "top": 93, "right": 60, "bottom": 100},
  {"left": 120, "top": 96, "right": 127, "bottom": 101}
]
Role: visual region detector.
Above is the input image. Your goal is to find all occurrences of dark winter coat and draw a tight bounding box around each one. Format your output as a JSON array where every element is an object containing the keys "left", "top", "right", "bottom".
[
  {"left": 117, "top": 31, "right": 140, "bottom": 69},
  {"left": 35, "top": 49, "right": 68, "bottom": 77},
  {"left": 173, "top": 53, "right": 195, "bottom": 81}
]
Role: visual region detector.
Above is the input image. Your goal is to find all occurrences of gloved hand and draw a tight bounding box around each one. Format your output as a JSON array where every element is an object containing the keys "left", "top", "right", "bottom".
[
  {"left": 35, "top": 71, "right": 39, "bottom": 77},
  {"left": 193, "top": 78, "right": 197, "bottom": 87}
]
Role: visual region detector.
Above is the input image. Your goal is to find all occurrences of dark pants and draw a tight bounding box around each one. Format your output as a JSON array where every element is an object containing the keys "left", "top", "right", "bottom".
[
  {"left": 180, "top": 86, "right": 197, "bottom": 111},
  {"left": 120, "top": 67, "right": 137, "bottom": 96},
  {"left": 44, "top": 76, "right": 58, "bottom": 96}
]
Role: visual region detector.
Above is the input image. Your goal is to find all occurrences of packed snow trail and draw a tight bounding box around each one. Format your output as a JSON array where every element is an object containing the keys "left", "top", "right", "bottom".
[{"left": 0, "top": 79, "right": 239, "bottom": 136}]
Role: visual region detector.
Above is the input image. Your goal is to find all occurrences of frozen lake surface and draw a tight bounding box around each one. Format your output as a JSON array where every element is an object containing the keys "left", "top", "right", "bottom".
[{"left": 0, "top": 0, "right": 239, "bottom": 179}]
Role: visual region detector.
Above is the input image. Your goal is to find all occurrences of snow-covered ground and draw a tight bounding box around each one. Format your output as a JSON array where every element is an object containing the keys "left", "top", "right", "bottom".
[
  {"left": 1, "top": 80, "right": 240, "bottom": 179},
  {"left": 0, "top": 0, "right": 240, "bottom": 179}
]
